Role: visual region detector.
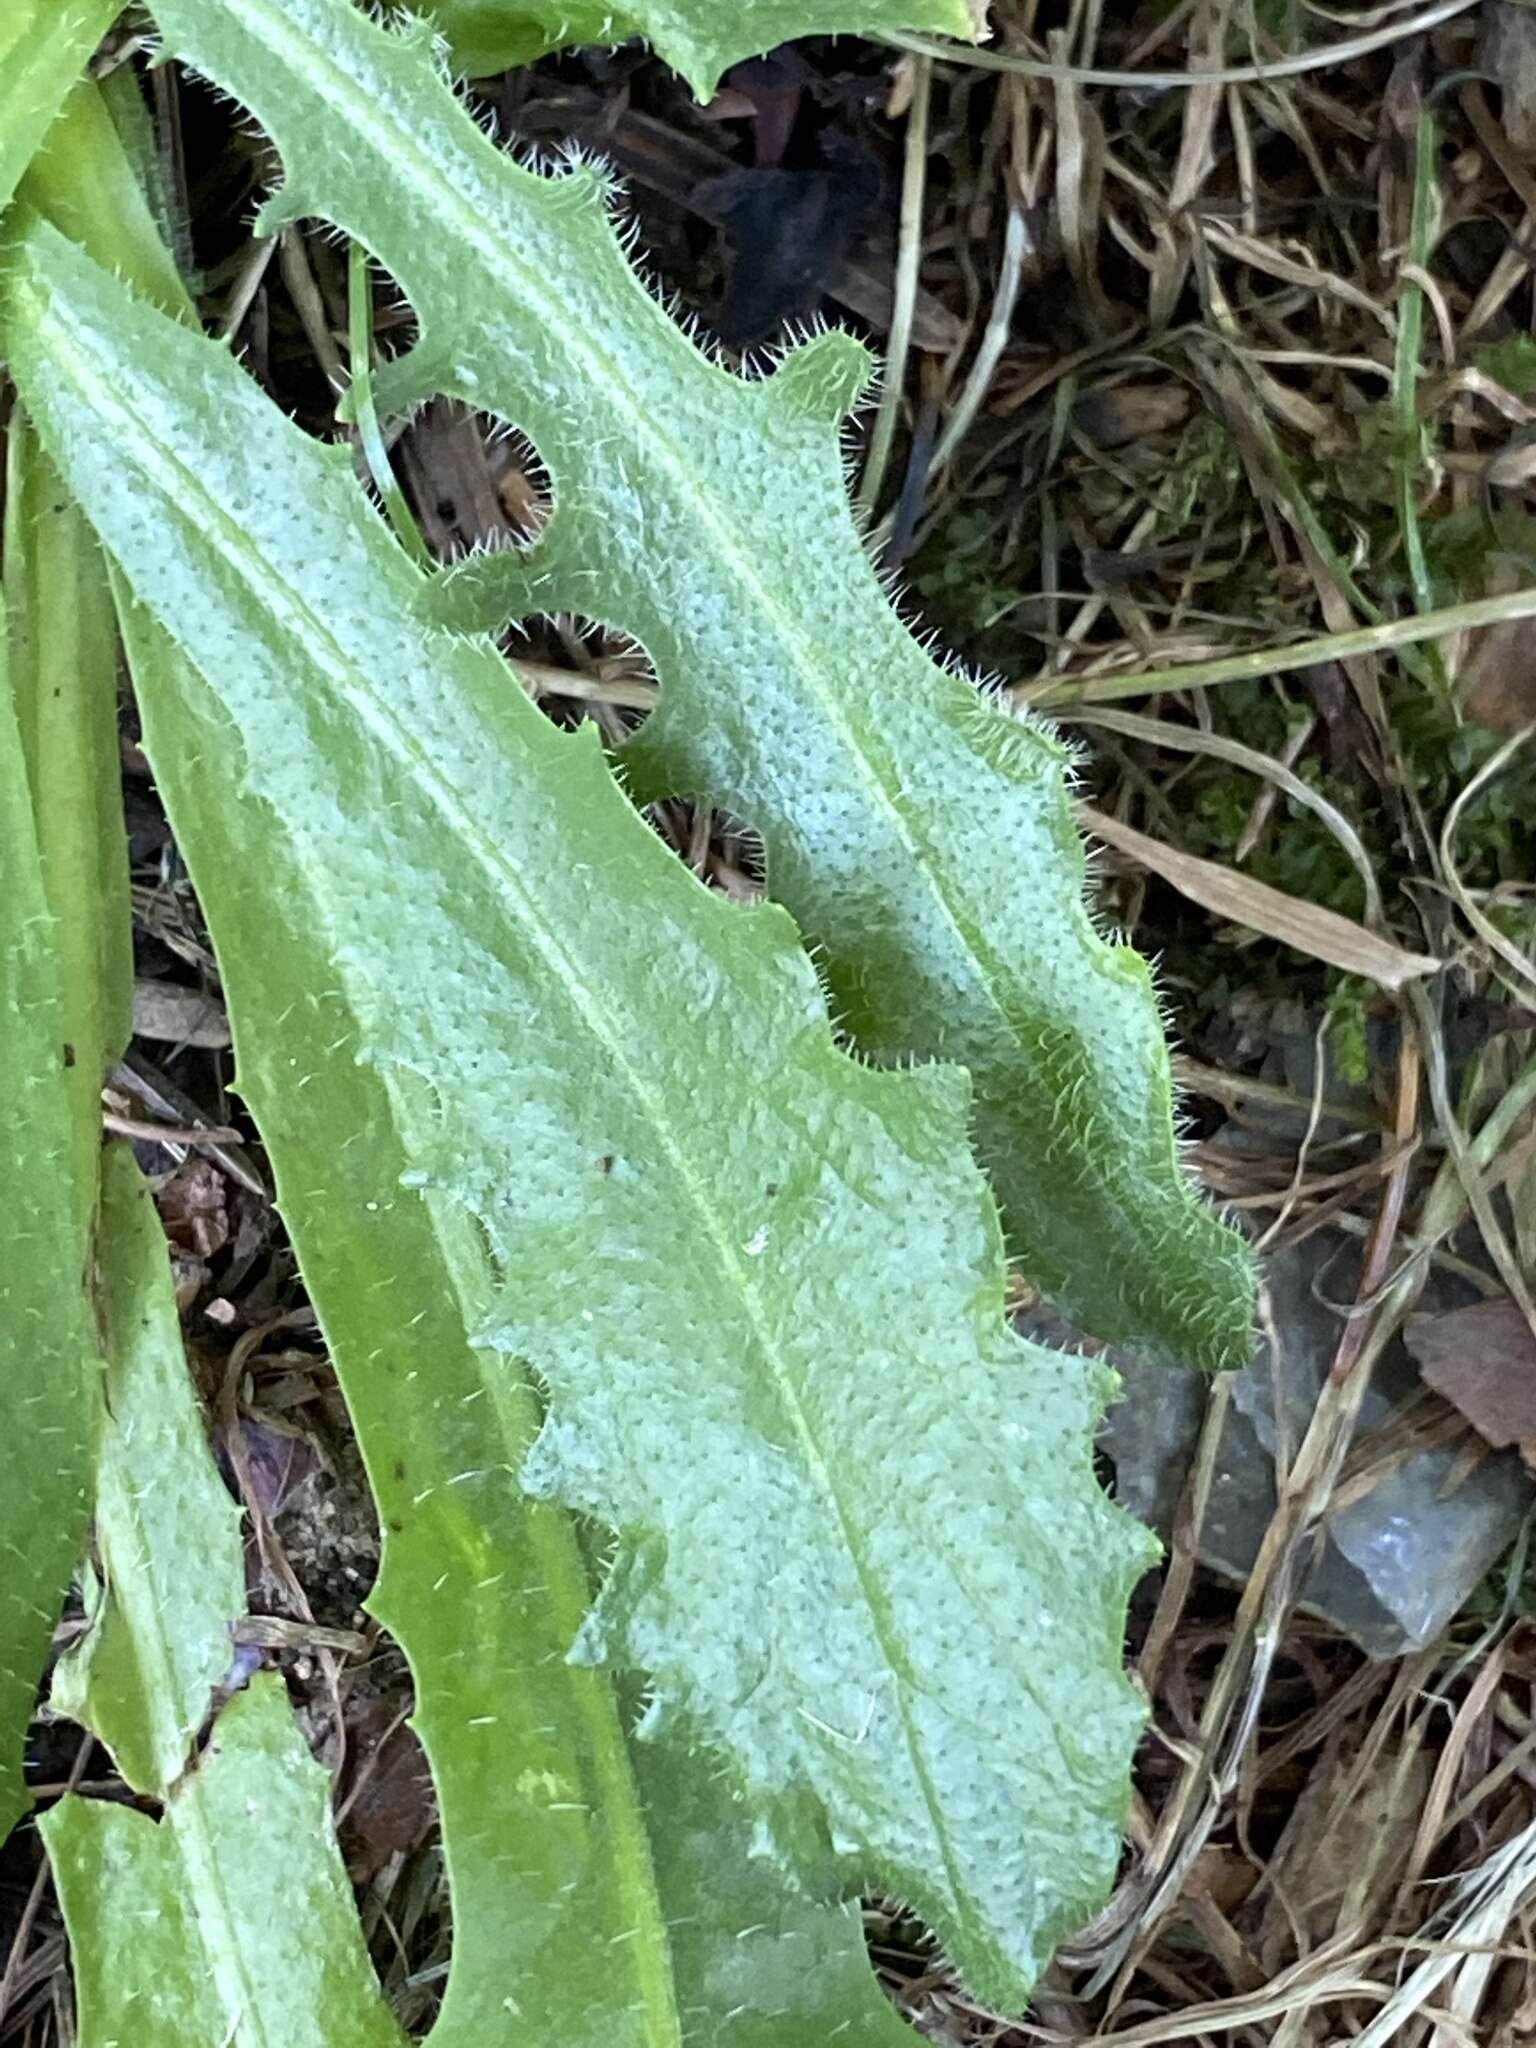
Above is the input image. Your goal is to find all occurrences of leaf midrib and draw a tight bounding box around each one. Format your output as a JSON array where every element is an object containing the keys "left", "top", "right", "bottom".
[{"left": 35, "top": 280, "right": 973, "bottom": 1934}]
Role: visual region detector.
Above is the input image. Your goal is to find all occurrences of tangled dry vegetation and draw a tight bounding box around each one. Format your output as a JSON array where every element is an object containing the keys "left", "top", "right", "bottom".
[
  {"left": 881, "top": 5, "right": 1536, "bottom": 2044},
  {"left": 6, "top": 2, "right": 1536, "bottom": 2043}
]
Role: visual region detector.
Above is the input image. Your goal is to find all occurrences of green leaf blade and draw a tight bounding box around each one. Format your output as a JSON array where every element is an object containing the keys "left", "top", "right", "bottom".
[
  {"left": 4, "top": 213, "right": 1156, "bottom": 2007},
  {"left": 38, "top": 1138, "right": 398, "bottom": 2043},
  {"left": 635, "top": 1729, "right": 916, "bottom": 2048},
  {"left": 115, "top": 567, "right": 689, "bottom": 2048},
  {"left": 421, "top": 0, "right": 976, "bottom": 98},
  {"left": 50, "top": 1147, "right": 247, "bottom": 1796},
  {"left": 0, "top": 47, "right": 152, "bottom": 1848},
  {"left": 43, "top": 1675, "right": 408, "bottom": 2048},
  {"left": 106, "top": 606, "right": 923, "bottom": 2047},
  {"left": 0, "top": 1, "right": 119, "bottom": 220},
  {"left": 149, "top": 0, "right": 1251, "bottom": 1370},
  {"left": 20, "top": 77, "right": 188, "bottom": 317},
  {"left": 4, "top": 410, "right": 133, "bottom": 1230},
  {"left": 0, "top": 613, "right": 97, "bottom": 1840}
]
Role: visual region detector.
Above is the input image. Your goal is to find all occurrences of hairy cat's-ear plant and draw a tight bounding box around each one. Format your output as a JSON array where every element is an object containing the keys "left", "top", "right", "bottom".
[
  {"left": 3, "top": 209, "right": 1158, "bottom": 2011},
  {"left": 143, "top": 0, "right": 1253, "bottom": 1369},
  {"left": 8, "top": 80, "right": 924, "bottom": 2043}
]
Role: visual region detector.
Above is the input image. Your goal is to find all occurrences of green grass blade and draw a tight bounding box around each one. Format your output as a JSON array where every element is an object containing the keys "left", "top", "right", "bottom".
[
  {"left": 149, "top": 0, "right": 1251, "bottom": 1368},
  {"left": 50, "top": 1147, "right": 247, "bottom": 1796},
  {"left": 420, "top": 0, "right": 975, "bottom": 97},
  {"left": 0, "top": 1, "right": 118, "bottom": 219},
  {"left": 4, "top": 214, "right": 1156, "bottom": 2007},
  {"left": 43, "top": 1675, "right": 407, "bottom": 2048}
]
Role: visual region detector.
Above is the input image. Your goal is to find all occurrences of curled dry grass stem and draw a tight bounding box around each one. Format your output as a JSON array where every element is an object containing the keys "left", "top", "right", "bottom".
[
  {"left": 1170, "top": 1055, "right": 1389, "bottom": 1130},
  {"left": 1440, "top": 718, "right": 1536, "bottom": 999},
  {"left": 884, "top": 0, "right": 1479, "bottom": 89},
  {"left": 929, "top": 198, "right": 1028, "bottom": 480},
  {"left": 1393, "top": 106, "right": 1441, "bottom": 626},
  {"left": 1254, "top": 1012, "right": 1338, "bottom": 1251},
  {"left": 1407, "top": 982, "right": 1536, "bottom": 1337}
]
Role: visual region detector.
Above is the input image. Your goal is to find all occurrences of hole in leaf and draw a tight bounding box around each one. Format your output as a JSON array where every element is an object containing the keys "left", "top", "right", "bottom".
[
  {"left": 395, "top": 404, "right": 554, "bottom": 564},
  {"left": 502, "top": 612, "right": 659, "bottom": 741},
  {"left": 637, "top": 796, "right": 765, "bottom": 902},
  {"left": 264, "top": 229, "right": 422, "bottom": 441},
  {"left": 672, "top": 806, "right": 765, "bottom": 901},
  {"left": 493, "top": 616, "right": 763, "bottom": 900}
]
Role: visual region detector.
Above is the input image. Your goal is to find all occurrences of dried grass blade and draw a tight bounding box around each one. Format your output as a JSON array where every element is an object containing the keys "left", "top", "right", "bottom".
[
  {"left": 1077, "top": 803, "right": 1441, "bottom": 986},
  {"left": 1060, "top": 704, "right": 1384, "bottom": 922},
  {"left": 1020, "top": 585, "right": 1536, "bottom": 707}
]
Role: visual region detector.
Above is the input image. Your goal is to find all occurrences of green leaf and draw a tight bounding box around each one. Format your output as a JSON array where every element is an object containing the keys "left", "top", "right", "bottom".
[
  {"left": 118, "top": 595, "right": 913, "bottom": 2048},
  {"left": 421, "top": 0, "right": 976, "bottom": 97},
  {"left": 0, "top": 0, "right": 119, "bottom": 220},
  {"left": 4, "top": 408, "right": 133, "bottom": 1230},
  {"left": 631, "top": 1728, "right": 917, "bottom": 2048},
  {"left": 0, "top": 63, "right": 147, "bottom": 1845},
  {"left": 3, "top": 214, "right": 1156, "bottom": 2008},
  {"left": 38, "top": 1133, "right": 396, "bottom": 2043},
  {"left": 0, "top": 591, "right": 99, "bottom": 1841},
  {"left": 19, "top": 76, "right": 187, "bottom": 318},
  {"left": 51, "top": 1146, "right": 247, "bottom": 1796},
  {"left": 8, "top": 82, "right": 147, "bottom": 1237},
  {"left": 148, "top": 0, "right": 1251, "bottom": 1369},
  {"left": 43, "top": 1674, "right": 407, "bottom": 2048},
  {"left": 23, "top": 85, "right": 913, "bottom": 2044},
  {"left": 1473, "top": 333, "right": 1536, "bottom": 399}
]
